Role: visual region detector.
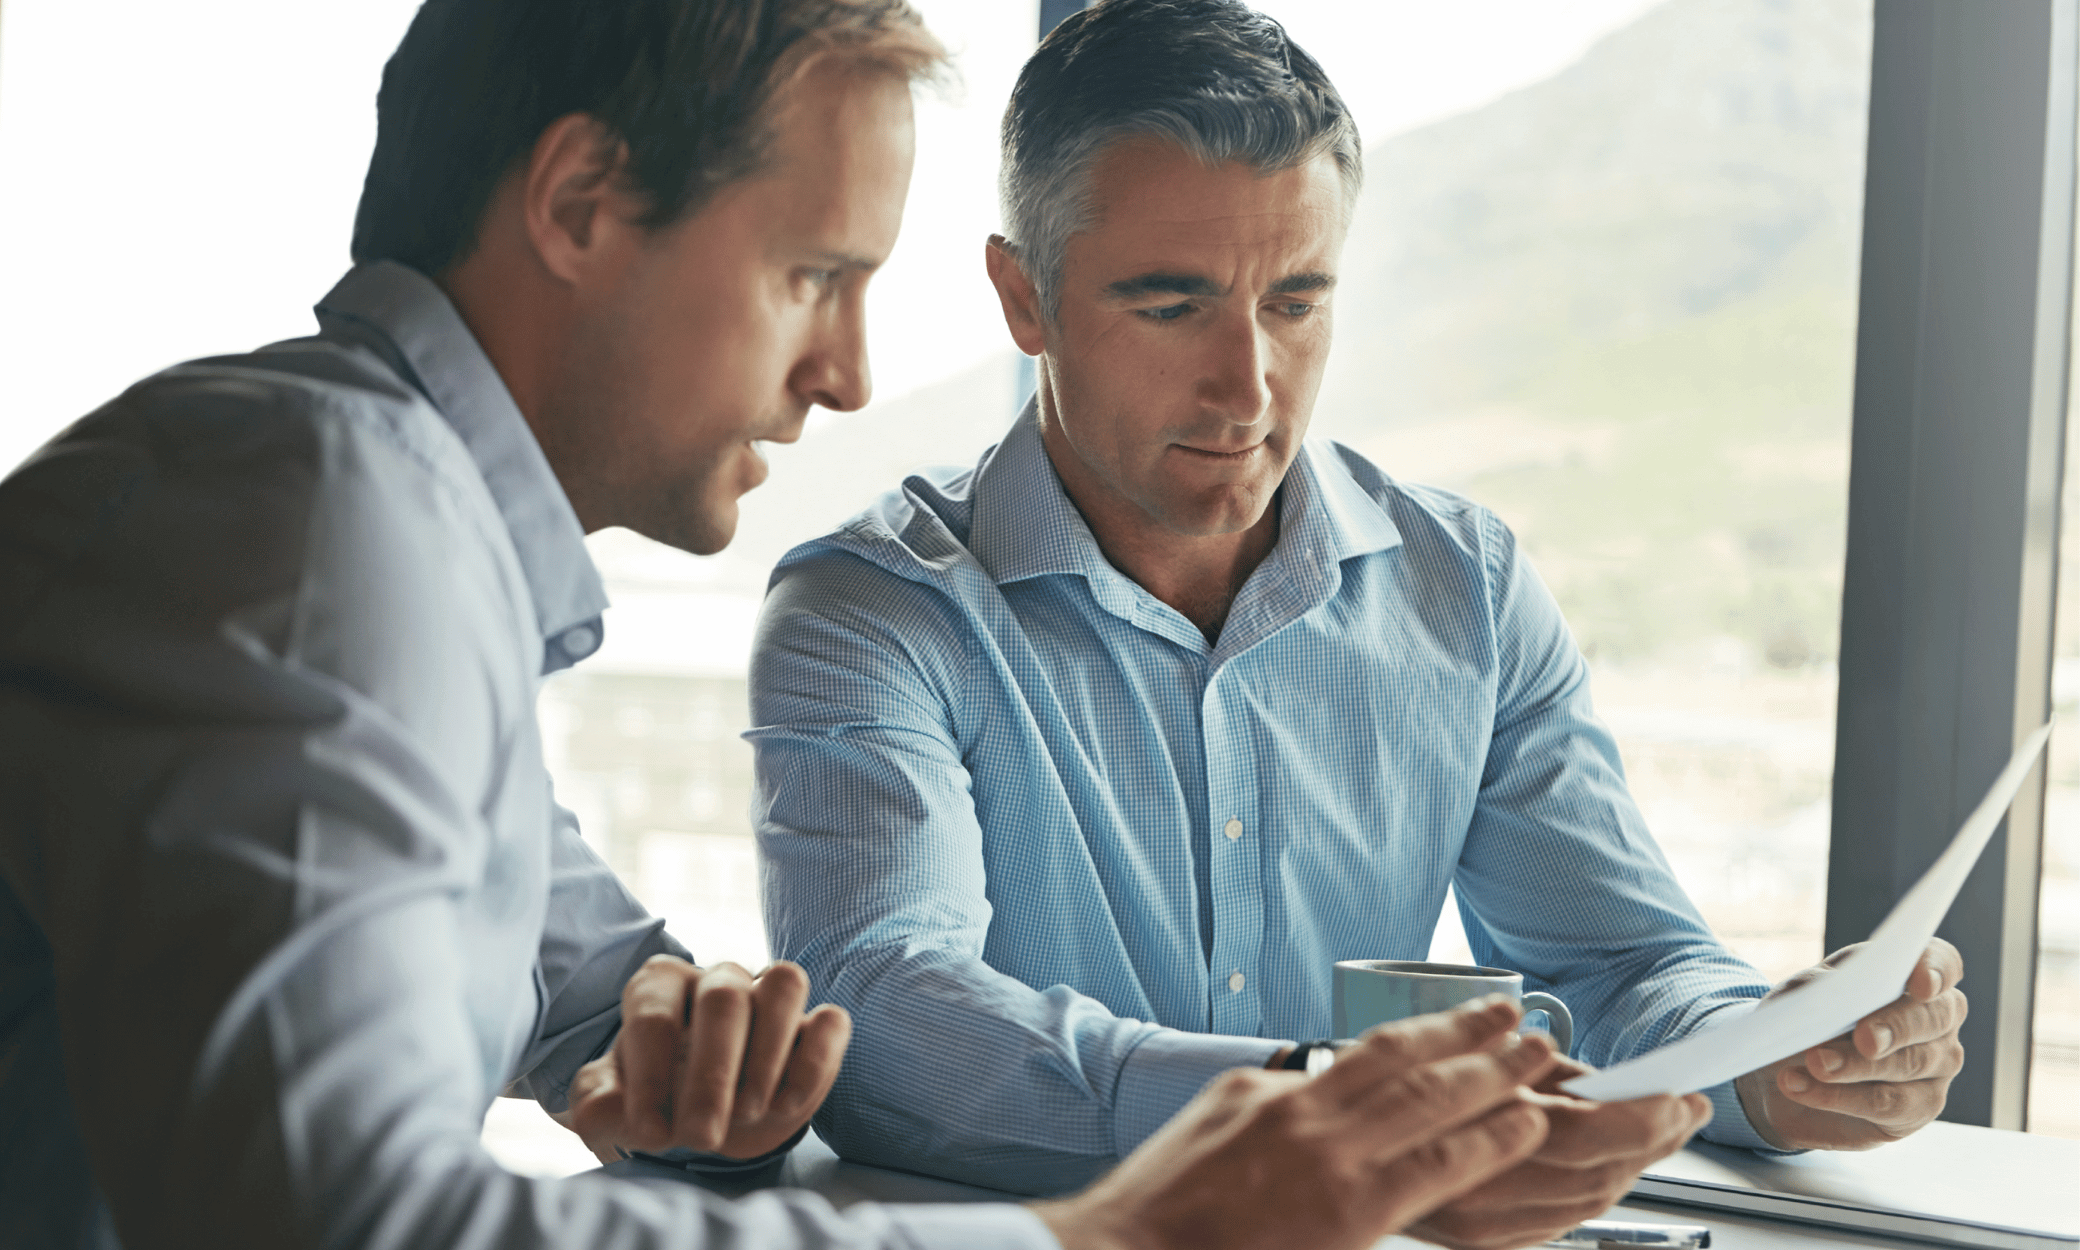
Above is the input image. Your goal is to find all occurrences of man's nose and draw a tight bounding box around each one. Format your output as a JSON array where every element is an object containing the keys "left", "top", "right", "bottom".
[
  {"left": 1199, "top": 309, "right": 1272, "bottom": 426},
  {"left": 793, "top": 299, "right": 873, "bottom": 414}
]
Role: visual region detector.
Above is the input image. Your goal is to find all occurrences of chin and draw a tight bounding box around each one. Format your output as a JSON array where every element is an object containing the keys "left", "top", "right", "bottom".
[
  {"left": 645, "top": 494, "right": 737, "bottom": 557},
  {"left": 1153, "top": 489, "right": 1275, "bottom": 538},
  {"left": 642, "top": 459, "right": 752, "bottom": 557},
  {"left": 684, "top": 507, "right": 739, "bottom": 556}
]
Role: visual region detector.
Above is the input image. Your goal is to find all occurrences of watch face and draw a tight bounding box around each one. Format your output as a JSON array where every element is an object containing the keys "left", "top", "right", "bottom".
[{"left": 1305, "top": 1044, "right": 1340, "bottom": 1077}]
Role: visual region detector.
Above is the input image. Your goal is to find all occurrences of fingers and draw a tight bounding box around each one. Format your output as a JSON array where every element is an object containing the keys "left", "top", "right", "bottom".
[
  {"left": 1857, "top": 986, "right": 1968, "bottom": 1061},
  {"left": 674, "top": 961, "right": 757, "bottom": 1151},
  {"left": 618, "top": 955, "right": 702, "bottom": 1150},
  {"left": 1527, "top": 1053, "right": 1594, "bottom": 1095},
  {"left": 603, "top": 957, "right": 845, "bottom": 1159},
  {"left": 1317, "top": 996, "right": 1523, "bottom": 1101},
  {"left": 1528, "top": 1092, "right": 1712, "bottom": 1168},
  {"left": 735, "top": 962, "right": 813, "bottom": 1124},
  {"left": 1347, "top": 1030, "right": 1558, "bottom": 1159},
  {"left": 1773, "top": 1071, "right": 1949, "bottom": 1133},
  {"left": 1805, "top": 1020, "right": 1965, "bottom": 1089},
  {"left": 1781, "top": 938, "right": 1966, "bottom": 1092},
  {"left": 1907, "top": 938, "right": 1964, "bottom": 1000},
  {"left": 1376, "top": 1099, "right": 1551, "bottom": 1235},
  {"left": 566, "top": 1052, "right": 629, "bottom": 1164},
  {"left": 768, "top": 1003, "right": 852, "bottom": 1125},
  {"left": 1795, "top": 988, "right": 1966, "bottom": 1085},
  {"left": 1410, "top": 1092, "right": 1709, "bottom": 1250}
]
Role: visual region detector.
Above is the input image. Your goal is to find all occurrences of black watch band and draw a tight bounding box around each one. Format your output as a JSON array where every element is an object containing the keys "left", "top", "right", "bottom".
[{"left": 1280, "top": 1040, "right": 1348, "bottom": 1074}]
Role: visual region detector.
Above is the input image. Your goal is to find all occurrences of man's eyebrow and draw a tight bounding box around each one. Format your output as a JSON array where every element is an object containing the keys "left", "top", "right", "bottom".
[
  {"left": 1268, "top": 271, "right": 1336, "bottom": 296},
  {"left": 1103, "top": 272, "right": 1222, "bottom": 300},
  {"left": 805, "top": 249, "right": 882, "bottom": 272}
]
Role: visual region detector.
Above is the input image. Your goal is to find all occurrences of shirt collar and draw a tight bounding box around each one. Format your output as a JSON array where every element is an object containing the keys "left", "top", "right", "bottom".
[
  {"left": 969, "top": 401, "right": 1117, "bottom": 584},
  {"left": 313, "top": 261, "right": 608, "bottom": 674},
  {"left": 968, "top": 400, "right": 1403, "bottom": 652}
]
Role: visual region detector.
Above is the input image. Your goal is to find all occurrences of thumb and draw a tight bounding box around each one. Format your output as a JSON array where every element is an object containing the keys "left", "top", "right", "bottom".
[{"left": 569, "top": 1057, "right": 629, "bottom": 1164}]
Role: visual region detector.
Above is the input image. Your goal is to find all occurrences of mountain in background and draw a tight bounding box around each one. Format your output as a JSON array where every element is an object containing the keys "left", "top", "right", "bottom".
[
  {"left": 1317, "top": 0, "right": 1872, "bottom": 666},
  {"left": 705, "top": 0, "right": 1873, "bottom": 668}
]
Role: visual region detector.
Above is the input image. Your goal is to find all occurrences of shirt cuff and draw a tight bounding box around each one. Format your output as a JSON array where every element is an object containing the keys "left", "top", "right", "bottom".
[
  {"left": 1111, "top": 1028, "right": 1286, "bottom": 1158},
  {"left": 630, "top": 1123, "right": 809, "bottom": 1177},
  {"left": 1697, "top": 1075, "right": 1803, "bottom": 1155},
  {"left": 886, "top": 1203, "right": 1061, "bottom": 1250},
  {"left": 1675, "top": 1000, "right": 1805, "bottom": 1156}
]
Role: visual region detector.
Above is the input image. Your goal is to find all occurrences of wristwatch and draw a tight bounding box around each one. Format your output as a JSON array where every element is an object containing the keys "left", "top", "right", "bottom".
[{"left": 1279, "top": 1039, "right": 1352, "bottom": 1076}]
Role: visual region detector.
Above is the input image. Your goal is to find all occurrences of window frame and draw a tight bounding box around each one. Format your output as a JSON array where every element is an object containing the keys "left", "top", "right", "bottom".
[{"left": 1829, "top": 0, "right": 2078, "bottom": 1131}]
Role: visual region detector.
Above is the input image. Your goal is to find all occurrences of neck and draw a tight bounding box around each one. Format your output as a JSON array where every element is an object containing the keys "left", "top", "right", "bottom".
[
  {"left": 1119, "top": 506, "right": 1280, "bottom": 644},
  {"left": 435, "top": 209, "right": 595, "bottom": 527},
  {"left": 1037, "top": 411, "right": 1281, "bottom": 647}
]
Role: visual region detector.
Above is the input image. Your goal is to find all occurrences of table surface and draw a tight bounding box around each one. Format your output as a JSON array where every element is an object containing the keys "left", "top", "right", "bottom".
[{"left": 608, "top": 1131, "right": 1940, "bottom": 1250}]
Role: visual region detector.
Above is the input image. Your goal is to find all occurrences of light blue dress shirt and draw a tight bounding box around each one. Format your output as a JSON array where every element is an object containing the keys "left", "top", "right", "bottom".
[
  {"left": 751, "top": 406, "right": 1778, "bottom": 1196},
  {"left": 0, "top": 263, "right": 1052, "bottom": 1250}
]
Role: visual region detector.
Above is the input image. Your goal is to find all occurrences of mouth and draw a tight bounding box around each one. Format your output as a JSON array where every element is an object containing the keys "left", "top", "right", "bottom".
[{"left": 1173, "top": 441, "right": 1266, "bottom": 462}]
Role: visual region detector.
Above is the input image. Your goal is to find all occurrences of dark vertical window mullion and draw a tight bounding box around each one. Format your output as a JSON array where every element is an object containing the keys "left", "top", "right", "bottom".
[{"left": 1830, "top": 0, "right": 2078, "bottom": 1130}]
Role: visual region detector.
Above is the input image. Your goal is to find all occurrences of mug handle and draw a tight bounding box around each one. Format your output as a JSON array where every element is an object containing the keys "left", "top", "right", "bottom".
[{"left": 1519, "top": 992, "right": 1572, "bottom": 1056}]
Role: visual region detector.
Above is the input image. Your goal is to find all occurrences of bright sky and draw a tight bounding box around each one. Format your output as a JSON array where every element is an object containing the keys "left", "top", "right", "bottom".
[{"left": 0, "top": 0, "right": 1664, "bottom": 474}]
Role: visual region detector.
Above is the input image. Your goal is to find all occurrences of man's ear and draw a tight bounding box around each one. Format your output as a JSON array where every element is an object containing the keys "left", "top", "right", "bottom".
[
  {"left": 986, "top": 234, "right": 1048, "bottom": 358},
  {"left": 522, "top": 113, "right": 643, "bottom": 286}
]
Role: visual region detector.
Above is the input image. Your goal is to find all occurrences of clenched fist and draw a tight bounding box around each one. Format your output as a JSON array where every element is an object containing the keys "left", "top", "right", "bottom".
[{"left": 564, "top": 956, "right": 851, "bottom": 1162}]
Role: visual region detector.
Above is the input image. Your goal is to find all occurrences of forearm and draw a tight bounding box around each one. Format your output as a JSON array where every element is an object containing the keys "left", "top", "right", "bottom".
[
  {"left": 805, "top": 941, "right": 1280, "bottom": 1195},
  {"left": 506, "top": 803, "right": 692, "bottom": 1112},
  {"left": 95, "top": 888, "right": 1048, "bottom": 1250}
]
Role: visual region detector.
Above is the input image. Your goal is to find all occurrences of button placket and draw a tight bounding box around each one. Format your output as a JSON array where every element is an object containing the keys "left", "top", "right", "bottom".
[{"left": 1203, "top": 666, "right": 1265, "bottom": 1037}]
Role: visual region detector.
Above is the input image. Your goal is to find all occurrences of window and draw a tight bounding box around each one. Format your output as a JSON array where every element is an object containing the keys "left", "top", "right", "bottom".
[
  {"left": 0, "top": 0, "right": 425, "bottom": 472},
  {"left": 1259, "top": 0, "right": 1871, "bottom": 990}
]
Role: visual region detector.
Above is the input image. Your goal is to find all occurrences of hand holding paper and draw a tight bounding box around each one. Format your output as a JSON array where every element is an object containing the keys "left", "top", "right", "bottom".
[
  {"left": 1733, "top": 936, "right": 1967, "bottom": 1149},
  {"left": 1563, "top": 721, "right": 2052, "bottom": 1108}
]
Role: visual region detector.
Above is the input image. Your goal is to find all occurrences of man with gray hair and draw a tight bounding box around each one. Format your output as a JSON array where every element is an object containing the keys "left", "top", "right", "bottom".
[{"left": 751, "top": 0, "right": 1971, "bottom": 1243}]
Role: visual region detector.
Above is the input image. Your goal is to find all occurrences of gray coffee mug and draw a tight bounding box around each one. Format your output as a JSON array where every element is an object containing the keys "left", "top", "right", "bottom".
[{"left": 1333, "top": 960, "right": 1573, "bottom": 1054}]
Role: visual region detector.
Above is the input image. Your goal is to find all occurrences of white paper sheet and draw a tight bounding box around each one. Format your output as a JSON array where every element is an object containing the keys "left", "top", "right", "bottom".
[{"left": 1563, "top": 720, "right": 2053, "bottom": 1102}]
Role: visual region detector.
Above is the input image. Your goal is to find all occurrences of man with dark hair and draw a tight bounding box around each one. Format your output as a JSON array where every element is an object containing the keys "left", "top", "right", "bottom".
[
  {"left": 0, "top": 1, "right": 1591, "bottom": 1247},
  {"left": 752, "top": 0, "right": 1970, "bottom": 1240}
]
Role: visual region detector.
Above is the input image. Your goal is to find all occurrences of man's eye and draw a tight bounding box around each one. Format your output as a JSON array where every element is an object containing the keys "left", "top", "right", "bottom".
[
  {"left": 1279, "top": 302, "right": 1316, "bottom": 318},
  {"left": 1139, "top": 303, "right": 1191, "bottom": 322}
]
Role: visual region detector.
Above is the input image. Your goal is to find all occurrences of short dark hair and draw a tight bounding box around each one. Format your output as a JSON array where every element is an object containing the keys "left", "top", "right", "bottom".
[
  {"left": 352, "top": 0, "right": 944, "bottom": 275},
  {"left": 1000, "top": 0, "right": 1361, "bottom": 318}
]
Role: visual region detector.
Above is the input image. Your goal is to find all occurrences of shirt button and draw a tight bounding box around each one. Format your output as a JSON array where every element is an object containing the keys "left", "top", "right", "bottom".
[
  {"left": 1228, "top": 971, "right": 1245, "bottom": 993},
  {"left": 561, "top": 623, "right": 599, "bottom": 657},
  {"left": 1224, "top": 817, "right": 1244, "bottom": 841}
]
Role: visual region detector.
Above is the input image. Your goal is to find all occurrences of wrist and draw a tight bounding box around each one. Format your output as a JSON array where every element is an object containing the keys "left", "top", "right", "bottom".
[
  {"left": 1734, "top": 1066, "right": 1796, "bottom": 1151},
  {"left": 1276, "top": 1040, "right": 1350, "bottom": 1075}
]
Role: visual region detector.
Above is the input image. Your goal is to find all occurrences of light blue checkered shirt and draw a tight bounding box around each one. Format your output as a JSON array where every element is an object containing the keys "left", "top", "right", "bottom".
[{"left": 750, "top": 406, "right": 1777, "bottom": 1196}]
